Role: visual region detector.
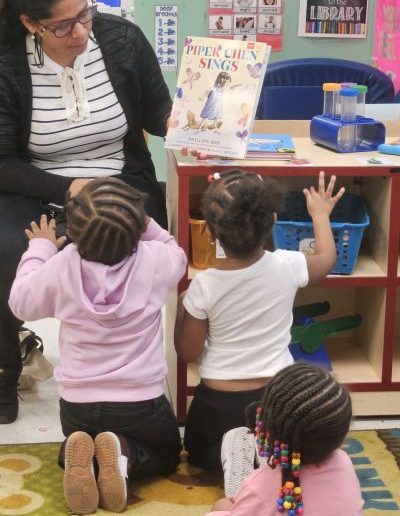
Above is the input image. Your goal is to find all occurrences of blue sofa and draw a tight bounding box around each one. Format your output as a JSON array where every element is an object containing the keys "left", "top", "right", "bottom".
[{"left": 256, "top": 58, "right": 396, "bottom": 120}]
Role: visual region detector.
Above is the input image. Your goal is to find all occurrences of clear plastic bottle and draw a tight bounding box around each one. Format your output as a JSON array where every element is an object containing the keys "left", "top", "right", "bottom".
[
  {"left": 338, "top": 87, "right": 358, "bottom": 152},
  {"left": 354, "top": 84, "right": 368, "bottom": 117},
  {"left": 322, "top": 83, "right": 341, "bottom": 117}
]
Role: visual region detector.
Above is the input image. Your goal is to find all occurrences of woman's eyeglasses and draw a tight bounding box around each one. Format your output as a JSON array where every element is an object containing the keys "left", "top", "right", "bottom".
[{"left": 36, "top": 4, "right": 97, "bottom": 38}]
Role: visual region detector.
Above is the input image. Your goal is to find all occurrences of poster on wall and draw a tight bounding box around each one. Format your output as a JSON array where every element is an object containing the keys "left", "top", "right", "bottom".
[
  {"left": 298, "top": 0, "right": 368, "bottom": 38},
  {"left": 209, "top": 12, "right": 233, "bottom": 36},
  {"left": 210, "top": 0, "right": 233, "bottom": 7},
  {"left": 155, "top": 5, "right": 178, "bottom": 71},
  {"left": 373, "top": 0, "right": 400, "bottom": 92},
  {"left": 97, "top": 0, "right": 134, "bottom": 21},
  {"left": 208, "top": 0, "right": 283, "bottom": 50}
]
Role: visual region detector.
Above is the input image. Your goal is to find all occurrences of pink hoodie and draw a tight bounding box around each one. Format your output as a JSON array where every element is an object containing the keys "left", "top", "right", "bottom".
[{"left": 9, "top": 219, "right": 187, "bottom": 403}]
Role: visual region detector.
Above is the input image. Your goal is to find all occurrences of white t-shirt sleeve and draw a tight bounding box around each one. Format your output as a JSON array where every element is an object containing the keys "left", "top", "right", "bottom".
[
  {"left": 183, "top": 276, "right": 208, "bottom": 320},
  {"left": 274, "top": 249, "right": 309, "bottom": 288}
]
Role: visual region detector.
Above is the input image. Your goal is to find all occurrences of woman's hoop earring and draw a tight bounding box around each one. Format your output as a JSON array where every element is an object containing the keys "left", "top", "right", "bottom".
[{"left": 33, "top": 31, "right": 45, "bottom": 68}]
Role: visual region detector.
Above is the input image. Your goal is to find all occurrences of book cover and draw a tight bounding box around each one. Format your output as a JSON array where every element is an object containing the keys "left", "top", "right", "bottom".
[
  {"left": 164, "top": 36, "right": 271, "bottom": 159},
  {"left": 246, "top": 133, "right": 295, "bottom": 157}
]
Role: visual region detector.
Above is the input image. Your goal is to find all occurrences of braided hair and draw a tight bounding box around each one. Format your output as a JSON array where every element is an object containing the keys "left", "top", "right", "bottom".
[
  {"left": 255, "top": 362, "right": 352, "bottom": 514},
  {"left": 202, "top": 170, "right": 284, "bottom": 257},
  {"left": 66, "top": 177, "right": 147, "bottom": 266}
]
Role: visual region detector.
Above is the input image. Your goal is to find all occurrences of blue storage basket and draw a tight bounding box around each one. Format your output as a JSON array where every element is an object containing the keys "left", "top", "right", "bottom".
[{"left": 273, "top": 192, "right": 370, "bottom": 274}]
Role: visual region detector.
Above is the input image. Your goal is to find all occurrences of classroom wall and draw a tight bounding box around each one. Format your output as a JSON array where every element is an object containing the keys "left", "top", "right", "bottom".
[{"left": 134, "top": 0, "right": 377, "bottom": 181}]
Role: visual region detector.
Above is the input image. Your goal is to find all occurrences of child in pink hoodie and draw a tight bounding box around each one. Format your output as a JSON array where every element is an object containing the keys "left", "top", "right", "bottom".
[{"left": 9, "top": 177, "right": 187, "bottom": 515}]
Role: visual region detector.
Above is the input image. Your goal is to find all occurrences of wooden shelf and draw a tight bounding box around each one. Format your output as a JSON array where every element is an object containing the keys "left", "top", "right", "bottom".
[
  {"left": 188, "top": 253, "right": 386, "bottom": 284},
  {"left": 167, "top": 120, "right": 400, "bottom": 420},
  {"left": 325, "top": 338, "right": 381, "bottom": 383},
  {"left": 186, "top": 340, "right": 381, "bottom": 386}
]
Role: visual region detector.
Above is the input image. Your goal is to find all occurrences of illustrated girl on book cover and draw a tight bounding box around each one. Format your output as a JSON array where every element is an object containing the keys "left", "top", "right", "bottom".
[{"left": 199, "top": 71, "right": 231, "bottom": 130}]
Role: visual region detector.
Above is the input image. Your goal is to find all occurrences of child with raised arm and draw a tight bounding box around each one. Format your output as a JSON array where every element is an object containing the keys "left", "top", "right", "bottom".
[
  {"left": 207, "top": 362, "right": 364, "bottom": 516},
  {"left": 9, "top": 177, "right": 187, "bottom": 515},
  {"left": 174, "top": 169, "right": 344, "bottom": 472}
]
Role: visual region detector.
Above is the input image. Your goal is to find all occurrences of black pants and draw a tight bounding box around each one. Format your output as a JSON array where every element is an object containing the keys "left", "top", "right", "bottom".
[
  {"left": 183, "top": 382, "right": 265, "bottom": 471},
  {"left": 0, "top": 178, "right": 166, "bottom": 370},
  {"left": 0, "top": 194, "right": 45, "bottom": 369},
  {"left": 58, "top": 395, "right": 182, "bottom": 479}
]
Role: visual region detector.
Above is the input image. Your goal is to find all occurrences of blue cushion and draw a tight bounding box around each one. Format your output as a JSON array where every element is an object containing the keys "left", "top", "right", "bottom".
[{"left": 256, "top": 58, "right": 395, "bottom": 120}]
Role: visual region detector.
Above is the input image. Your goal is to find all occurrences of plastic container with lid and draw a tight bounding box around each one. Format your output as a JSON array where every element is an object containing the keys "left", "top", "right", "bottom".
[
  {"left": 354, "top": 84, "right": 368, "bottom": 116},
  {"left": 338, "top": 87, "right": 358, "bottom": 152},
  {"left": 322, "top": 82, "right": 341, "bottom": 118}
]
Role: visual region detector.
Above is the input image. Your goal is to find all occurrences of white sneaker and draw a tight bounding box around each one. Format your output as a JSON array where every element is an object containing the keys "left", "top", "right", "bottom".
[{"left": 221, "top": 427, "right": 258, "bottom": 497}]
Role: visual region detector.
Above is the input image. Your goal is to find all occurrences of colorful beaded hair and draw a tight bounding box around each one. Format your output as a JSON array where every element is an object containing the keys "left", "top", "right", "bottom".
[{"left": 255, "top": 407, "right": 304, "bottom": 515}]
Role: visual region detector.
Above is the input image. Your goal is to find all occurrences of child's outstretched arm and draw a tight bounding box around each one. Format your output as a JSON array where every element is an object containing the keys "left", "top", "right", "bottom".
[
  {"left": 9, "top": 215, "right": 66, "bottom": 321},
  {"left": 174, "top": 291, "right": 208, "bottom": 363},
  {"left": 303, "top": 171, "right": 345, "bottom": 283}
]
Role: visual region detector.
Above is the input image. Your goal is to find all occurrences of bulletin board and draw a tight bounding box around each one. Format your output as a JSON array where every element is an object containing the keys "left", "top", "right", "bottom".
[
  {"left": 373, "top": 0, "right": 400, "bottom": 92},
  {"left": 208, "top": 0, "right": 283, "bottom": 51}
]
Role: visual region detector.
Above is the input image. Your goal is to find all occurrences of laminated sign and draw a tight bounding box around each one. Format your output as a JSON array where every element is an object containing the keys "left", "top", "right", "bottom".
[
  {"left": 298, "top": 0, "right": 368, "bottom": 38},
  {"left": 155, "top": 5, "right": 178, "bottom": 71}
]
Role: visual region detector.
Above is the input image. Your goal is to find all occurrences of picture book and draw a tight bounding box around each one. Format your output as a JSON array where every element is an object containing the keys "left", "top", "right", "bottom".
[
  {"left": 164, "top": 36, "right": 271, "bottom": 159},
  {"left": 246, "top": 133, "right": 295, "bottom": 159}
]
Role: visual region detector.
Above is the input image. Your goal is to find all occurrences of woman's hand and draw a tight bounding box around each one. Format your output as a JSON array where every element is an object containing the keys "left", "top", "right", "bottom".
[
  {"left": 181, "top": 147, "right": 210, "bottom": 159},
  {"left": 303, "top": 171, "right": 345, "bottom": 218},
  {"left": 68, "top": 178, "right": 92, "bottom": 197},
  {"left": 25, "top": 214, "right": 67, "bottom": 249}
]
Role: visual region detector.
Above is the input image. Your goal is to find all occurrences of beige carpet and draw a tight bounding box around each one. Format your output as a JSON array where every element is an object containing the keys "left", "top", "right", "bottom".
[{"left": 0, "top": 430, "right": 399, "bottom": 515}]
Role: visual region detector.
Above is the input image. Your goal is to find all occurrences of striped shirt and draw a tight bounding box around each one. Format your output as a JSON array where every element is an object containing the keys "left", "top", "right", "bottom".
[{"left": 27, "top": 35, "right": 128, "bottom": 178}]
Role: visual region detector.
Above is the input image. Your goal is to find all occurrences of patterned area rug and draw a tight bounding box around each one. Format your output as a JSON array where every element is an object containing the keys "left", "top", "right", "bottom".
[{"left": 0, "top": 430, "right": 399, "bottom": 515}]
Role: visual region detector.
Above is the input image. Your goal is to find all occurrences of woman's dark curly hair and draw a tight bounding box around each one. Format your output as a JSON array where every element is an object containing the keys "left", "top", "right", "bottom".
[
  {"left": 66, "top": 177, "right": 147, "bottom": 266},
  {"left": 0, "top": 0, "right": 58, "bottom": 47},
  {"left": 201, "top": 169, "right": 284, "bottom": 257}
]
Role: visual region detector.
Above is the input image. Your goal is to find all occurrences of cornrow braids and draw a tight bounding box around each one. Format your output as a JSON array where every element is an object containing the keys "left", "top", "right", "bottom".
[
  {"left": 66, "top": 177, "right": 147, "bottom": 266},
  {"left": 201, "top": 169, "right": 284, "bottom": 257},
  {"left": 255, "top": 362, "right": 352, "bottom": 514}
]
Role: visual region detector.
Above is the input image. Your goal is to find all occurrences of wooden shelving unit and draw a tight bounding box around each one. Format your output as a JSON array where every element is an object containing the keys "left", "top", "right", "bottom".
[{"left": 166, "top": 120, "right": 400, "bottom": 422}]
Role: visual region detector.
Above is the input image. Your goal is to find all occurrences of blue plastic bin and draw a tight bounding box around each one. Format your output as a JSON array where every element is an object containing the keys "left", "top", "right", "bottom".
[{"left": 273, "top": 192, "right": 370, "bottom": 274}]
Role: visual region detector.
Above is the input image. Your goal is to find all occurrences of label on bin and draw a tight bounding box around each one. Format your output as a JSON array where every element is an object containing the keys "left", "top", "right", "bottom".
[
  {"left": 216, "top": 240, "right": 226, "bottom": 259},
  {"left": 299, "top": 238, "right": 315, "bottom": 255}
]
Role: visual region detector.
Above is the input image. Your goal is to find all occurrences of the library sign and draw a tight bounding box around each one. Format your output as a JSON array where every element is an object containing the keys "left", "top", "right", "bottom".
[{"left": 298, "top": 0, "right": 368, "bottom": 38}]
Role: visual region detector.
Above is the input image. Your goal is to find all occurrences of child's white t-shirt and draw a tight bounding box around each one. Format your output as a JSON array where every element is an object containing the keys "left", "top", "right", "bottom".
[{"left": 183, "top": 250, "right": 308, "bottom": 379}]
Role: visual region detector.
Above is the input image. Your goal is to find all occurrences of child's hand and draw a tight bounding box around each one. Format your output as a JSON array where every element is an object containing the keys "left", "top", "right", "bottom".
[
  {"left": 25, "top": 215, "right": 67, "bottom": 249},
  {"left": 303, "top": 171, "right": 345, "bottom": 218}
]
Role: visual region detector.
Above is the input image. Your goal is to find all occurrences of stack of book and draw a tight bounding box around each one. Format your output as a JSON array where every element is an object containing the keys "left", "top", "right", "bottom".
[{"left": 246, "top": 133, "right": 295, "bottom": 160}]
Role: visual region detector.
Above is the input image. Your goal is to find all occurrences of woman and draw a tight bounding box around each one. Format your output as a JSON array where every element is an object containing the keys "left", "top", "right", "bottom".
[{"left": 0, "top": 0, "right": 172, "bottom": 424}]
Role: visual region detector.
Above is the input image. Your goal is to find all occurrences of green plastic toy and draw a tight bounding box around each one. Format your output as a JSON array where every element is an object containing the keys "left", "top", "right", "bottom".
[{"left": 291, "top": 302, "right": 362, "bottom": 354}]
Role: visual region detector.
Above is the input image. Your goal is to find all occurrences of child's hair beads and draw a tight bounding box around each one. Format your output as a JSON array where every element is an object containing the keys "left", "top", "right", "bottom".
[{"left": 255, "top": 406, "right": 303, "bottom": 514}]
